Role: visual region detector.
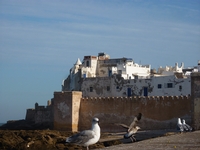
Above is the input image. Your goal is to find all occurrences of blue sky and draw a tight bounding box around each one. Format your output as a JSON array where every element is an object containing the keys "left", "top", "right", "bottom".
[{"left": 0, "top": 0, "right": 200, "bottom": 123}]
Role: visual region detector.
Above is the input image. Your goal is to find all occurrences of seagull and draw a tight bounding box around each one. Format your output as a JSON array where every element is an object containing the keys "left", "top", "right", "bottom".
[
  {"left": 182, "top": 119, "right": 192, "bottom": 131},
  {"left": 115, "top": 113, "right": 142, "bottom": 142},
  {"left": 177, "top": 118, "right": 184, "bottom": 132},
  {"left": 66, "top": 117, "right": 100, "bottom": 150}
]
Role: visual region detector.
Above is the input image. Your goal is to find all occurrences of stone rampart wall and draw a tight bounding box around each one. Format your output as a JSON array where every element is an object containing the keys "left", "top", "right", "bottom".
[
  {"left": 35, "top": 109, "right": 52, "bottom": 124},
  {"left": 25, "top": 105, "right": 52, "bottom": 124},
  {"left": 78, "top": 96, "right": 192, "bottom": 132},
  {"left": 25, "top": 109, "right": 35, "bottom": 122},
  {"left": 52, "top": 91, "right": 82, "bottom": 131}
]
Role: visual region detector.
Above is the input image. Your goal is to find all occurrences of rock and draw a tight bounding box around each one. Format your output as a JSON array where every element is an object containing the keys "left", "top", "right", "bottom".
[
  {"left": 0, "top": 130, "right": 108, "bottom": 150},
  {"left": 0, "top": 129, "right": 179, "bottom": 150}
]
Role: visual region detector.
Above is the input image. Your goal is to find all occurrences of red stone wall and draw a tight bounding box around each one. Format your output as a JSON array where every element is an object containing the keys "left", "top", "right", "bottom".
[{"left": 78, "top": 96, "right": 192, "bottom": 132}]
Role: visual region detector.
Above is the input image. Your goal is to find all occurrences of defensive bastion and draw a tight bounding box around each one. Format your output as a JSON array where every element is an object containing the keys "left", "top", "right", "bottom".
[{"left": 26, "top": 72, "right": 200, "bottom": 132}]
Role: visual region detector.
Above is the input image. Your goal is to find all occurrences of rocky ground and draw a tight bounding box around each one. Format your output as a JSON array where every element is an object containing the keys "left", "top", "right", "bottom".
[
  {"left": 0, "top": 130, "right": 123, "bottom": 150},
  {"left": 0, "top": 120, "right": 182, "bottom": 150},
  {"left": 0, "top": 129, "right": 181, "bottom": 150}
]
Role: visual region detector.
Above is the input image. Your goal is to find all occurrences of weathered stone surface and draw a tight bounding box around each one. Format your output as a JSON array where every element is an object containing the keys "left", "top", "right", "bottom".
[
  {"left": 79, "top": 96, "right": 192, "bottom": 132},
  {"left": 1, "top": 129, "right": 199, "bottom": 150}
]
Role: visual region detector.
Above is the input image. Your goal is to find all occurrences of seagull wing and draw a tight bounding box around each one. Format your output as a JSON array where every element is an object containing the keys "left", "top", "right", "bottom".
[
  {"left": 128, "top": 113, "right": 142, "bottom": 133},
  {"left": 185, "top": 123, "right": 192, "bottom": 131},
  {"left": 182, "top": 124, "right": 189, "bottom": 131},
  {"left": 66, "top": 130, "right": 95, "bottom": 145},
  {"left": 177, "top": 123, "right": 184, "bottom": 132}
]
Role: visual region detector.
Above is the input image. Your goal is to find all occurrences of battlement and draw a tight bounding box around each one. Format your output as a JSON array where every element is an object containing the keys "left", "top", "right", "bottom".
[
  {"left": 78, "top": 95, "right": 192, "bottom": 132},
  {"left": 25, "top": 94, "right": 193, "bottom": 131},
  {"left": 81, "top": 95, "right": 190, "bottom": 101}
]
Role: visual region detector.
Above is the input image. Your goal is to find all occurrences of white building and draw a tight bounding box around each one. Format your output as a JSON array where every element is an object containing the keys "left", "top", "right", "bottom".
[
  {"left": 81, "top": 73, "right": 191, "bottom": 97},
  {"left": 62, "top": 53, "right": 198, "bottom": 97}
]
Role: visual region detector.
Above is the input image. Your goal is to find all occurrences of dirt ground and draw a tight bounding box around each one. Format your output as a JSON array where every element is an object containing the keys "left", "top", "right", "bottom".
[{"left": 0, "top": 129, "right": 181, "bottom": 150}]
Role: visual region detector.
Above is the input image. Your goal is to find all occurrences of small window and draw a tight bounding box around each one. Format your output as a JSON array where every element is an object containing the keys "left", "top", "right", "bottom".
[
  {"left": 86, "top": 61, "right": 90, "bottom": 67},
  {"left": 107, "top": 86, "right": 110, "bottom": 91},
  {"left": 118, "top": 70, "right": 122, "bottom": 74},
  {"left": 157, "top": 84, "right": 162, "bottom": 89},
  {"left": 179, "top": 85, "right": 182, "bottom": 91},
  {"left": 116, "top": 86, "right": 119, "bottom": 90},
  {"left": 167, "top": 83, "right": 173, "bottom": 88},
  {"left": 90, "top": 87, "right": 93, "bottom": 92}
]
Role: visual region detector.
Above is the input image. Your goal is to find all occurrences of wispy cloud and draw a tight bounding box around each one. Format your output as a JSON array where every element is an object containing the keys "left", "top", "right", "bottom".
[{"left": 0, "top": 0, "right": 199, "bottom": 67}]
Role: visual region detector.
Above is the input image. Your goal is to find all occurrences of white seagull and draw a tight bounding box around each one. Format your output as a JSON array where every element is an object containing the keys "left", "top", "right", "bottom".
[
  {"left": 177, "top": 118, "right": 184, "bottom": 132},
  {"left": 66, "top": 117, "right": 100, "bottom": 150},
  {"left": 182, "top": 119, "right": 192, "bottom": 131},
  {"left": 115, "top": 113, "right": 142, "bottom": 142}
]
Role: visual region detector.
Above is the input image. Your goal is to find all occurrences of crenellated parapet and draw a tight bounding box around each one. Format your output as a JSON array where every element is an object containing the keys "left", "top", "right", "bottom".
[
  {"left": 81, "top": 95, "right": 190, "bottom": 102},
  {"left": 25, "top": 93, "right": 192, "bottom": 131},
  {"left": 78, "top": 95, "right": 192, "bottom": 132}
]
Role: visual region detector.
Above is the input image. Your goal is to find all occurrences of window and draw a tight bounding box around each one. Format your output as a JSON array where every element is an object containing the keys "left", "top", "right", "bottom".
[
  {"left": 116, "top": 86, "right": 119, "bottom": 90},
  {"left": 108, "top": 70, "right": 112, "bottom": 77},
  {"left": 90, "top": 87, "right": 93, "bottom": 92},
  {"left": 157, "top": 84, "right": 162, "bottom": 89},
  {"left": 167, "top": 83, "right": 173, "bottom": 88},
  {"left": 118, "top": 70, "right": 122, "bottom": 74},
  {"left": 86, "top": 61, "right": 90, "bottom": 67},
  {"left": 179, "top": 85, "right": 182, "bottom": 91},
  {"left": 107, "top": 86, "right": 110, "bottom": 91}
]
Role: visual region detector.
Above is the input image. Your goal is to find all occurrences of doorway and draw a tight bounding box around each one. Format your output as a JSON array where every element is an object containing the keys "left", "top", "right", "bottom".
[
  {"left": 143, "top": 87, "right": 148, "bottom": 96},
  {"left": 127, "top": 88, "right": 131, "bottom": 97}
]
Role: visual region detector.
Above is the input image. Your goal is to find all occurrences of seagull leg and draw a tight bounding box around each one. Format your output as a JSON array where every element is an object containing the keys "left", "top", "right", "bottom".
[{"left": 87, "top": 146, "right": 89, "bottom": 150}]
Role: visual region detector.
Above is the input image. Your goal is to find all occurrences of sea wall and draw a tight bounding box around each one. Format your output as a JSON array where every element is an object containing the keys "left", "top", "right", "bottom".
[
  {"left": 78, "top": 96, "right": 192, "bottom": 132},
  {"left": 25, "top": 102, "right": 52, "bottom": 125}
]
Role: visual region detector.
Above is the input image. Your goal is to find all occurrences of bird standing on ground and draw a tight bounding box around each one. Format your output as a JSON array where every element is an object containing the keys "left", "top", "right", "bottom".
[
  {"left": 177, "top": 118, "right": 184, "bottom": 132},
  {"left": 115, "top": 113, "right": 142, "bottom": 142},
  {"left": 182, "top": 119, "right": 192, "bottom": 131},
  {"left": 66, "top": 117, "right": 100, "bottom": 150}
]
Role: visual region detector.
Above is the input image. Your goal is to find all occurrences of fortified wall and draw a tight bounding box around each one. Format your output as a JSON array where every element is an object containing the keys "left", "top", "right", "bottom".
[
  {"left": 25, "top": 72, "right": 200, "bottom": 132},
  {"left": 78, "top": 96, "right": 191, "bottom": 132},
  {"left": 26, "top": 101, "right": 52, "bottom": 126},
  {"left": 52, "top": 91, "right": 82, "bottom": 131},
  {"left": 52, "top": 94, "right": 191, "bottom": 132}
]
